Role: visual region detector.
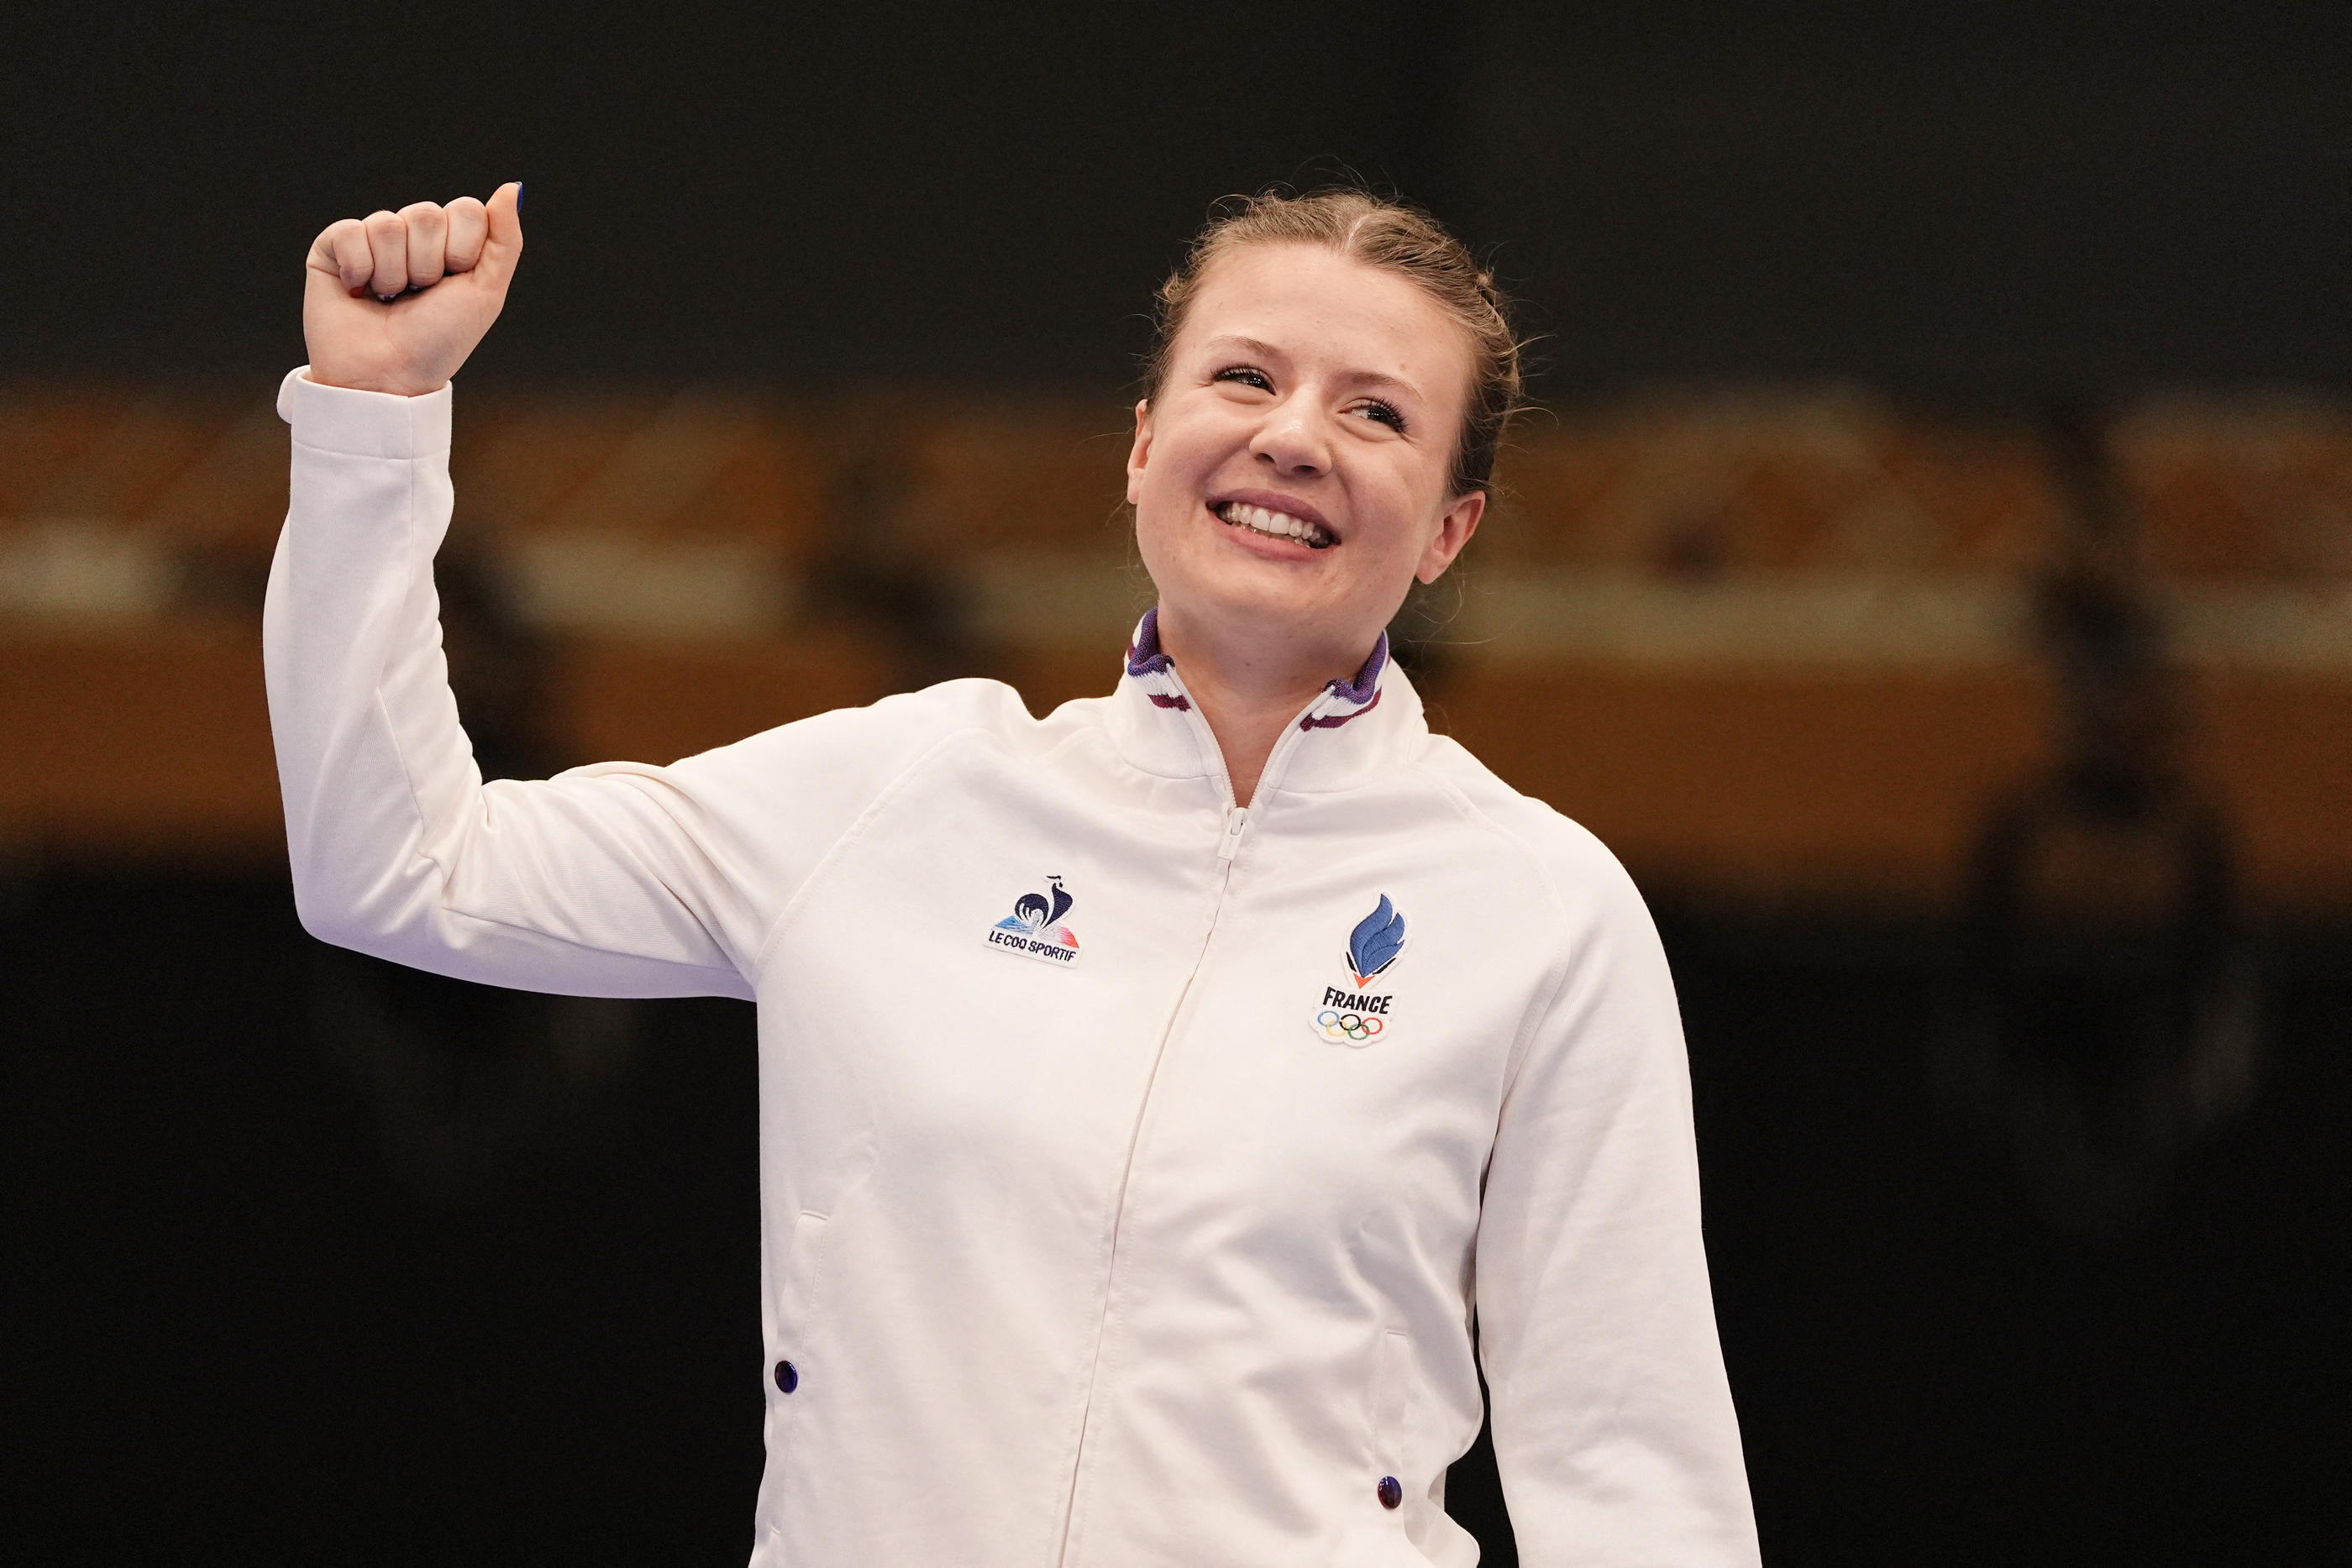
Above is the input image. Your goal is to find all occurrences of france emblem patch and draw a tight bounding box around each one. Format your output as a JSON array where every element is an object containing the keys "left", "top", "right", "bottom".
[{"left": 1312, "top": 894, "right": 1406, "bottom": 1046}]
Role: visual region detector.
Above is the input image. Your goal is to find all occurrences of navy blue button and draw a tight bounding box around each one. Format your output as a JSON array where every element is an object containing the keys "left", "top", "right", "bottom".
[
  {"left": 1376, "top": 1475, "right": 1403, "bottom": 1509},
  {"left": 774, "top": 1360, "right": 799, "bottom": 1394}
]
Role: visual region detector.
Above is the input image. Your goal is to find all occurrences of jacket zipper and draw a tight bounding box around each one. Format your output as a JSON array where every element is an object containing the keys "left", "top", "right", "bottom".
[
  {"left": 1053, "top": 799, "right": 1247, "bottom": 1566},
  {"left": 1053, "top": 692, "right": 1332, "bottom": 1564}
]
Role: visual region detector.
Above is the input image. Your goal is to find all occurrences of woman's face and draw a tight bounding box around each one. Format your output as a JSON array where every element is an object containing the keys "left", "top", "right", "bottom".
[{"left": 1126, "top": 243, "right": 1484, "bottom": 673}]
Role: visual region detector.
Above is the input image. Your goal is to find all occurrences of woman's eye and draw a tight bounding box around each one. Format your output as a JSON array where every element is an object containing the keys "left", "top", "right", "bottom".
[
  {"left": 1213, "top": 365, "right": 1273, "bottom": 391},
  {"left": 1354, "top": 400, "right": 1407, "bottom": 433}
]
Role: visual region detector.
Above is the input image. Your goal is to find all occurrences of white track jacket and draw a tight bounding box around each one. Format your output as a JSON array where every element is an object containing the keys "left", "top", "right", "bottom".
[{"left": 264, "top": 369, "right": 1760, "bottom": 1566}]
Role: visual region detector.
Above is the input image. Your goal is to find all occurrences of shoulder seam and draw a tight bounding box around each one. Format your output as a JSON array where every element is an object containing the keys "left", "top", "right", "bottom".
[
  {"left": 748, "top": 721, "right": 997, "bottom": 980},
  {"left": 1408, "top": 758, "right": 1581, "bottom": 1103}
]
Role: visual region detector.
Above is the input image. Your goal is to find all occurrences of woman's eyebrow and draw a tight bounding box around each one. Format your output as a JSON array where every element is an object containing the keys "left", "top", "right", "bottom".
[{"left": 1201, "top": 333, "right": 1286, "bottom": 360}]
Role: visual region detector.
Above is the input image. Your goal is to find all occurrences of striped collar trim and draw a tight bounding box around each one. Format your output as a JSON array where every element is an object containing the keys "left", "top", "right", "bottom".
[{"left": 1124, "top": 606, "right": 1176, "bottom": 677}]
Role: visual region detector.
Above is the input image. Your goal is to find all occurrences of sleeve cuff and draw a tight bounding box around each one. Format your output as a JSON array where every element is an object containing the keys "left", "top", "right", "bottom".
[{"left": 277, "top": 366, "right": 453, "bottom": 459}]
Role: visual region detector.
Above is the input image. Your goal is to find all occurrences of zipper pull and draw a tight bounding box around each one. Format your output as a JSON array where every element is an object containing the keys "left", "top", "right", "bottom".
[{"left": 1217, "top": 805, "right": 1248, "bottom": 862}]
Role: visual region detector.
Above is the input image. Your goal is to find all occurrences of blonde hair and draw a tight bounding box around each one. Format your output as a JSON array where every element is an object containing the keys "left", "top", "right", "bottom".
[{"left": 1145, "top": 189, "right": 1525, "bottom": 499}]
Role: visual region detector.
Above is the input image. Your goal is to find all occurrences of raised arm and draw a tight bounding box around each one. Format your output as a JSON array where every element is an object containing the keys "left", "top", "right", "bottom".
[
  {"left": 266, "top": 186, "right": 926, "bottom": 1000},
  {"left": 1476, "top": 836, "right": 1761, "bottom": 1565}
]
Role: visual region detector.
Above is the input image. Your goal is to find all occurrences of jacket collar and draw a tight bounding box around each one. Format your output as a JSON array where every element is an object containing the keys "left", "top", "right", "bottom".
[{"left": 1105, "top": 607, "right": 1427, "bottom": 796}]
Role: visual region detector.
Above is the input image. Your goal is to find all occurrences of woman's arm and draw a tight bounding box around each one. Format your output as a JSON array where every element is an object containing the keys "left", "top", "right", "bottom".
[
  {"left": 265, "top": 188, "right": 937, "bottom": 999},
  {"left": 1475, "top": 832, "right": 1761, "bottom": 1565},
  {"left": 267, "top": 368, "right": 767, "bottom": 995}
]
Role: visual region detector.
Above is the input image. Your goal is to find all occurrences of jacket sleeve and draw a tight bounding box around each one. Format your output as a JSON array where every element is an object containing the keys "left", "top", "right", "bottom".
[
  {"left": 262, "top": 368, "right": 942, "bottom": 1000},
  {"left": 1474, "top": 831, "right": 1761, "bottom": 1565}
]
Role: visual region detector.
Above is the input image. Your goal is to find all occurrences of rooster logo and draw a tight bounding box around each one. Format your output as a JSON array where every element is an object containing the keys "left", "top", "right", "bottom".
[
  {"left": 988, "top": 874, "right": 1081, "bottom": 963},
  {"left": 1346, "top": 894, "right": 1408, "bottom": 988},
  {"left": 1005, "top": 875, "right": 1074, "bottom": 936}
]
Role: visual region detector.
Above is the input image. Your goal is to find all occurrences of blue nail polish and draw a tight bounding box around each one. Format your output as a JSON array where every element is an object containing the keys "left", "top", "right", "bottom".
[{"left": 517, "top": 182, "right": 526, "bottom": 215}]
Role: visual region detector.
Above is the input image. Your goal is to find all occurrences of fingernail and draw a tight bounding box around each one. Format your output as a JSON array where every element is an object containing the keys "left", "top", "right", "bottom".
[{"left": 516, "top": 182, "right": 526, "bottom": 215}]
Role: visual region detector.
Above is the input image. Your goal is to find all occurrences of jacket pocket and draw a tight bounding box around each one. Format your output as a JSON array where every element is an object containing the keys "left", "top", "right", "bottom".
[
  {"left": 1369, "top": 1326, "right": 1416, "bottom": 1492},
  {"left": 779, "top": 1209, "right": 830, "bottom": 1370},
  {"left": 1351, "top": 1326, "right": 1443, "bottom": 1565},
  {"left": 773, "top": 1210, "right": 831, "bottom": 1438},
  {"left": 757, "top": 1209, "right": 832, "bottom": 1538}
]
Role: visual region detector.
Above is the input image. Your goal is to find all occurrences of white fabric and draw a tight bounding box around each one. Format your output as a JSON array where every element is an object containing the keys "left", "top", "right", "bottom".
[{"left": 265, "top": 366, "right": 1761, "bottom": 1567}]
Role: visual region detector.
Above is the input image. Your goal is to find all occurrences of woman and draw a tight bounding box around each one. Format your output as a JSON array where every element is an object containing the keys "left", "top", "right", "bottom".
[{"left": 270, "top": 182, "right": 1759, "bottom": 1565}]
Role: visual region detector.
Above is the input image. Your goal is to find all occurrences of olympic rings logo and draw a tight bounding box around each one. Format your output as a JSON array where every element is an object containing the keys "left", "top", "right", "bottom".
[{"left": 1317, "top": 1009, "right": 1384, "bottom": 1042}]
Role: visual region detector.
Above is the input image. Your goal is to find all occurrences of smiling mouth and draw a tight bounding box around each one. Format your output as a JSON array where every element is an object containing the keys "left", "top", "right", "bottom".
[{"left": 1214, "top": 500, "right": 1335, "bottom": 549}]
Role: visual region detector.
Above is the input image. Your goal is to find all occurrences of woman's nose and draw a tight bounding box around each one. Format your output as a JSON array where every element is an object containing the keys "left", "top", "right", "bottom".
[{"left": 1251, "top": 401, "right": 1331, "bottom": 475}]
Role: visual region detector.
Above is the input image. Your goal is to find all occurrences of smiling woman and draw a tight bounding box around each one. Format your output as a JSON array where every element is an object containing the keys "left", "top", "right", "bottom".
[
  {"left": 1119, "top": 193, "right": 1535, "bottom": 806},
  {"left": 1132, "top": 225, "right": 1492, "bottom": 805},
  {"left": 265, "top": 183, "right": 1760, "bottom": 1565}
]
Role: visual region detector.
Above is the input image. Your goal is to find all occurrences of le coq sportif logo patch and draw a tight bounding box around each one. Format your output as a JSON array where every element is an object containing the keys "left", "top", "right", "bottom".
[
  {"left": 1313, "top": 894, "right": 1406, "bottom": 1046},
  {"left": 984, "top": 874, "right": 1081, "bottom": 966}
]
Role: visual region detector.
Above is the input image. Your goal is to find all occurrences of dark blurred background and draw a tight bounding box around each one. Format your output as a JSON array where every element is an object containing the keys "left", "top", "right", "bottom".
[{"left": 4, "top": 3, "right": 2348, "bottom": 1563}]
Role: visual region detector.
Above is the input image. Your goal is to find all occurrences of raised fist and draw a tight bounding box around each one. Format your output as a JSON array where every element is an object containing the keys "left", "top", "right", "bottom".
[{"left": 303, "top": 182, "right": 522, "bottom": 396}]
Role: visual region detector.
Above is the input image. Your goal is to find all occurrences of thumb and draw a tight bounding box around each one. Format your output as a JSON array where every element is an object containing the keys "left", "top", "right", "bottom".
[{"left": 474, "top": 181, "right": 526, "bottom": 286}]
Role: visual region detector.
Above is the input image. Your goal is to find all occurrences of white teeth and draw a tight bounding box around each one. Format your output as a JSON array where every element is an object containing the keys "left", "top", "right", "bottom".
[{"left": 1216, "top": 501, "right": 1332, "bottom": 548}]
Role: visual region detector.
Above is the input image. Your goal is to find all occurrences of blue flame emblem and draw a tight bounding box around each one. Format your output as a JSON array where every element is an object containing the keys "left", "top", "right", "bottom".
[{"left": 1346, "top": 894, "right": 1407, "bottom": 987}]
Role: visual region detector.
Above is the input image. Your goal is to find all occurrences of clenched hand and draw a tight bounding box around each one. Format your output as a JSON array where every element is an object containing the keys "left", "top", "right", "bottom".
[{"left": 303, "top": 182, "right": 522, "bottom": 396}]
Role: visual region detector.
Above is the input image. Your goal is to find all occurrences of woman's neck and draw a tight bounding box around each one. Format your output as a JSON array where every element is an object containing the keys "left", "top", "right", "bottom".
[{"left": 1153, "top": 606, "right": 1371, "bottom": 808}]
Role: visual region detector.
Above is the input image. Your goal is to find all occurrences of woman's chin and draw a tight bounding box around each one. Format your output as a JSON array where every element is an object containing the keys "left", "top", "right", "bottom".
[
  {"left": 1181, "top": 543, "right": 1327, "bottom": 605},
  {"left": 1142, "top": 522, "right": 1389, "bottom": 651},
  {"left": 1158, "top": 572, "right": 1377, "bottom": 662}
]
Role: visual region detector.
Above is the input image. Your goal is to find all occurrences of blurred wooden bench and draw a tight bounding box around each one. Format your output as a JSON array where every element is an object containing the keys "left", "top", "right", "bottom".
[{"left": 6, "top": 382, "right": 2346, "bottom": 916}]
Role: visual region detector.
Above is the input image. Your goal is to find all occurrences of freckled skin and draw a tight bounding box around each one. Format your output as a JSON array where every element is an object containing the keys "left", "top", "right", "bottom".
[{"left": 1123, "top": 244, "right": 1485, "bottom": 800}]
